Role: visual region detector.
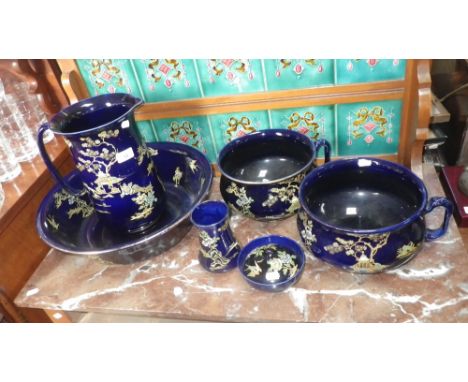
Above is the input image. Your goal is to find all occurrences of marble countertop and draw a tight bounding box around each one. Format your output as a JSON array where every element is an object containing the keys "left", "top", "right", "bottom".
[{"left": 16, "top": 165, "right": 468, "bottom": 322}]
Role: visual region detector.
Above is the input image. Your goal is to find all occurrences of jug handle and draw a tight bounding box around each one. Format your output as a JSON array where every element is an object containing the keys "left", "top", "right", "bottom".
[
  {"left": 314, "top": 139, "right": 331, "bottom": 163},
  {"left": 424, "top": 197, "right": 453, "bottom": 241},
  {"left": 38, "top": 123, "right": 84, "bottom": 196}
]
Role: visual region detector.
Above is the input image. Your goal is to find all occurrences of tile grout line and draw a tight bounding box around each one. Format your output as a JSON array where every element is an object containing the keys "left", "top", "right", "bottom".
[
  {"left": 334, "top": 104, "right": 339, "bottom": 156},
  {"left": 261, "top": 60, "right": 273, "bottom": 129},
  {"left": 333, "top": 60, "right": 339, "bottom": 155},
  {"left": 129, "top": 59, "right": 160, "bottom": 141},
  {"left": 261, "top": 59, "right": 268, "bottom": 91},
  {"left": 193, "top": 59, "right": 205, "bottom": 98},
  {"left": 194, "top": 59, "right": 218, "bottom": 159}
]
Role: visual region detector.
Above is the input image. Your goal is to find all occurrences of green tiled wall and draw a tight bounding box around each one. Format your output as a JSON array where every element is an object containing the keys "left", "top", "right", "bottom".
[{"left": 76, "top": 59, "right": 406, "bottom": 162}]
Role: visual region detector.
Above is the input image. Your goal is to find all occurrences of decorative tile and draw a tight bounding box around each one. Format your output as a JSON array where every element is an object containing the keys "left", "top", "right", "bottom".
[
  {"left": 136, "top": 120, "right": 157, "bottom": 142},
  {"left": 269, "top": 106, "right": 335, "bottom": 158},
  {"left": 76, "top": 59, "right": 142, "bottom": 97},
  {"left": 132, "top": 59, "right": 202, "bottom": 102},
  {"left": 152, "top": 116, "right": 216, "bottom": 162},
  {"left": 336, "top": 100, "right": 403, "bottom": 156},
  {"left": 336, "top": 59, "right": 406, "bottom": 84},
  {"left": 209, "top": 110, "right": 270, "bottom": 153},
  {"left": 263, "top": 59, "right": 334, "bottom": 90},
  {"left": 195, "top": 59, "right": 265, "bottom": 97}
]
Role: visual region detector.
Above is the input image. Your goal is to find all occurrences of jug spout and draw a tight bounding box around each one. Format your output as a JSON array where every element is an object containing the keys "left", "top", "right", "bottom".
[{"left": 49, "top": 93, "right": 143, "bottom": 136}]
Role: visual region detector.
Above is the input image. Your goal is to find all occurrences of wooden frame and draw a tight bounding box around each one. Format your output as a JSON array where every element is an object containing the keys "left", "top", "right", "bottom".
[
  {"left": 57, "top": 59, "right": 431, "bottom": 167},
  {"left": 0, "top": 60, "right": 74, "bottom": 322}
]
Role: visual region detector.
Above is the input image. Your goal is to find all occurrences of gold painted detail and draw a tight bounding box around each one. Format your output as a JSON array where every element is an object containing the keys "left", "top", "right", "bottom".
[
  {"left": 188, "top": 158, "right": 199, "bottom": 173},
  {"left": 324, "top": 233, "right": 391, "bottom": 273},
  {"left": 170, "top": 121, "right": 201, "bottom": 148},
  {"left": 120, "top": 182, "right": 156, "bottom": 221},
  {"left": 225, "top": 182, "right": 254, "bottom": 217},
  {"left": 147, "top": 160, "right": 154, "bottom": 176},
  {"left": 199, "top": 230, "right": 233, "bottom": 271},
  {"left": 298, "top": 210, "right": 317, "bottom": 246},
  {"left": 396, "top": 241, "right": 420, "bottom": 260},
  {"left": 352, "top": 106, "right": 388, "bottom": 139},
  {"left": 76, "top": 129, "right": 122, "bottom": 200},
  {"left": 173, "top": 167, "right": 183, "bottom": 187},
  {"left": 46, "top": 215, "right": 59, "bottom": 230},
  {"left": 76, "top": 130, "right": 158, "bottom": 221},
  {"left": 137, "top": 146, "right": 146, "bottom": 165},
  {"left": 147, "top": 147, "right": 159, "bottom": 157},
  {"left": 53, "top": 189, "right": 94, "bottom": 219},
  {"left": 244, "top": 244, "right": 298, "bottom": 282},
  {"left": 91, "top": 59, "right": 125, "bottom": 89},
  {"left": 147, "top": 59, "right": 186, "bottom": 85},
  {"left": 288, "top": 112, "right": 320, "bottom": 140},
  {"left": 217, "top": 219, "right": 229, "bottom": 232},
  {"left": 226, "top": 116, "right": 256, "bottom": 141},
  {"left": 137, "top": 146, "right": 155, "bottom": 176},
  {"left": 262, "top": 174, "right": 304, "bottom": 215}
]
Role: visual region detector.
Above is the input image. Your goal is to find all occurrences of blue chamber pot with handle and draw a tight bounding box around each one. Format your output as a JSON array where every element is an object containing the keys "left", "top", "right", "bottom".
[
  {"left": 218, "top": 129, "right": 331, "bottom": 220},
  {"left": 38, "top": 93, "right": 166, "bottom": 234},
  {"left": 297, "top": 157, "right": 453, "bottom": 273}
]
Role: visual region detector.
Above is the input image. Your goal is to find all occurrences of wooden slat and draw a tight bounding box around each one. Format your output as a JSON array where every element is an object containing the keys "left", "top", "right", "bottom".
[
  {"left": 135, "top": 81, "right": 405, "bottom": 120},
  {"left": 398, "top": 59, "right": 432, "bottom": 167},
  {"left": 58, "top": 59, "right": 90, "bottom": 103}
]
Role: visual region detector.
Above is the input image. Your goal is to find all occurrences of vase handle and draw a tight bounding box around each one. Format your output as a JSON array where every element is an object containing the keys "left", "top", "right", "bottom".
[
  {"left": 314, "top": 138, "right": 331, "bottom": 163},
  {"left": 38, "top": 123, "right": 84, "bottom": 196},
  {"left": 424, "top": 197, "right": 453, "bottom": 241}
]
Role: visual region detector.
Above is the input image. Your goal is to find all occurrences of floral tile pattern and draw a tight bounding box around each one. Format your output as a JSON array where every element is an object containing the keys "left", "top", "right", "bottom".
[
  {"left": 336, "top": 100, "right": 403, "bottom": 156},
  {"left": 269, "top": 106, "right": 336, "bottom": 158},
  {"left": 336, "top": 59, "right": 406, "bottom": 84},
  {"left": 76, "top": 59, "right": 143, "bottom": 97},
  {"left": 132, "top": 59, "right": 202, "bottom": 102},
  {"left": 195, "top": 59, "right": 265, "bottom": 97},
  {"left": 75, "top": 59, "right": 407, "bottom": 163},
  {"left": 152, "top": 116, "right": 217, "bottom": 162},
  {"left": 208, "top": 111, "right": 270, "bottom": 153},
  {"left": 263, "top": 59, "right": 334, "bottom": 90}
]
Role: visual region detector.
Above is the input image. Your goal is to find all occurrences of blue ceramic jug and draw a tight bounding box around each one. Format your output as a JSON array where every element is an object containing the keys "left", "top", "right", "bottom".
[{"left": 38, "top": 93, "right": 165, "bottom": 234}]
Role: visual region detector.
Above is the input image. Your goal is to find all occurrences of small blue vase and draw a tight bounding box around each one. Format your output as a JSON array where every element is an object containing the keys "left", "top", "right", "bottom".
[
  {"left": 191, "top": 200, "right": 241, "bottom": 272},
  {"left": 38, "top": 93, "right": 165, "bottom": 234}
]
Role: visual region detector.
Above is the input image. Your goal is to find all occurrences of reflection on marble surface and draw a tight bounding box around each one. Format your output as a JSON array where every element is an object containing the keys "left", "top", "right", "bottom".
[{"left": 16, "top": 165, "right": 468, "bottom": 322}]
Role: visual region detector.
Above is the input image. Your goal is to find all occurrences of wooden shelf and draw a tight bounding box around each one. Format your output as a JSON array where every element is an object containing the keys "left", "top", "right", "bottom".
[
  {"left": 0, "top": 137, "right": 69, "bottom": 234},
  {"left": 0, "top": 136, "right": 73, "bottom": 323}
]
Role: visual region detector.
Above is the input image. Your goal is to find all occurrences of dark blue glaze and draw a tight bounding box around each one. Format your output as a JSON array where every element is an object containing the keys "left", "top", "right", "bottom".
[
  {"left": 238, "top": 235, "right": 305, "bottom": 292},
  {"left": 218, "top": 129, "right": 331, "bottom": 220},
  {"left": 297, "top": 157, "right": 453, "bottom": 273},
  {"left": 38, "top": 93, "right": 165, "bottom": 234},
  {"left": 36, "top": 142, "right": 213, "bottom": 264},
  {"left": 191, "top": 200, "right": 241, "bottom": 272}
]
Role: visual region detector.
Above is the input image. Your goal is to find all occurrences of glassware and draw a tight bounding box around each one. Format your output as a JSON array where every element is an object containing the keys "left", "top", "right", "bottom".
[
  {"left": 190, "top": 200, "right": 241, "bottom": 272},
  {"left": 0, "top": 131, "right": 21, "bottom": 182},
  {"left": 0, "top": 104, "right": 39, "bottom": 162},
  {"left": 6, "top": 82, "right": 54, "bottom": 143}
]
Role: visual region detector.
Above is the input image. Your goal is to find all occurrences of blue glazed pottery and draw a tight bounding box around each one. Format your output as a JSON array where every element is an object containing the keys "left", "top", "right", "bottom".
[
  {"left": 38, "top": 93, "right": 165, "bottom": 234},
  {"left": 218, "top": 129, "right": 331, "bottom": 220},
  {"left": 191, "top": 200, "right": 241, "bottom": 272},
  {"left": 36, "top": 142, "right": 212, "bottom": 263},
  {"left": 238, "top": 235, "right": 305, "bottom": 292},
  {"left": 297, "top": 157, "right": 453, "bottom": 273}
]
